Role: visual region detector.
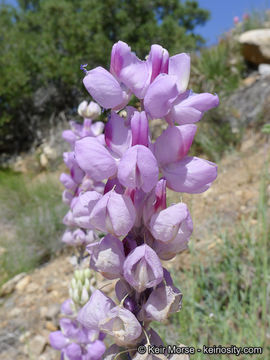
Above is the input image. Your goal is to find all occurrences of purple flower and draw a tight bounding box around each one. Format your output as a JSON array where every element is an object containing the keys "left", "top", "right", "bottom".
[
  {"left": 110, "top": 40, "right": 150, "bottom": 99},
  {"left": 123, "top": 244, "right": 163, "bottom": 292},
  {"left": 144, "top": 74, "right": 179, "bottom": 119},
  {"left": 60, "top": 173, "right": 77, "bottom": 192},
  {"left": 50, "top": 297, "right": 106, "bottom": 360},
  {"left": 83, "top": 66, "right": 131, "bottom": 110},
  {"left": 118, "top": 145, "right": 159, "bottom": 192},
  {"left": 75, "top": 137, "right": 117, "bottom": 181},
  {"left": 77, "top": 290, "right": 115, "bottom": 334},
  {"left": 72, "top": 191, "right": 102, "bottom": 229},
  {"left": 89, "top": 190, "right": 136, "bottom": 237},
  {"left": 138, "top": 283, "right": 182, "bottom": 322},
  {"left": 165, "top": 91, "right": 219, "bottom": 125},
  {"left": 163, "top": 156, "right": 218, "bottom": 194},
  {"left": 87, "top": 234, "right": 125, "bottom": 279},
  {"left": 63, "top": 210, "right": 77, "bottom": 227},
  {"left": 149, "top": 203, "right": 192, "bottom": 243},
  {"left": 143, "top": 179, "right": 167, "bottom": 225},
  {"left": 84, "top": 340, "right": 106, "bottom": 360},
  {"left": 104, "top": 111, "right": 132, "bottom": 157},
  {"left": 147, "top": 44, "right": 169, "bottom": 83},
  {"left": 50, "top": 331, "right": 69, "bottom": 350},
  {"left": 62, "top": 190, "right": 74, "bottom": 205},
  {"left": 99, "top": 306, "right": 142, "bottom": 346},
  {"left": 154, "top": 125, "right": 196, "bottom": 167},
  {"left": 131, "top": 111, "right": 149, "bottom": 147}
]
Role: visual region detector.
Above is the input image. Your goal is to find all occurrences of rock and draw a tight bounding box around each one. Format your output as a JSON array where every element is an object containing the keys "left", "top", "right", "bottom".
[
  {"left": 26, "top": 282, "right": 39, "bottom": 293},
  {"left": 40, "top": 306, "right": 48, "bottom": 319},
  {"left": 259, "top": 63, "right": 270, "bottom": 76},
  {"left": 224, "top": 76, "right": 270, "bottom": 129},
  {"left": 19, "top": 331, "right": 32, "bottom": 343},
  {"left": 16, "top": 275, "right": 31, "bottom": 292},
  {"left": 242, "top": 74, "right": 259, "bottom": 87},
  {"left": 40, "top": 153, "right": 48, "bottom": 168},
  {"left": 239, "top": 29, "right": 270, "bottom": 65},
  {"left": 0, "top": 273, "right": 26, "bottom": 296},
  {"left": 45, "top": 321, "right": 58, "bottom": 332},
  {"left": 38, "top": 348, "right": 58, "bottom": 360},
  {"left": 9, "top": 307, "right": 22, "bottom": 317},
  {"left": 28, "top": 335, "right": 47, "bottom": 356},
  {"left": 45, "top": 304, "right": 60, "bottom": 320},
  {"left": 0, "top": 349, "right": 21, "bottom": 360}
]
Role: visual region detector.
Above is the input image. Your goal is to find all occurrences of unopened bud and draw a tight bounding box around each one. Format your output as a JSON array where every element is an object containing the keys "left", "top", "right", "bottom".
[
  {"left": 74, "top": 269, "right": 80, "bottom": 281},
  {"left": 81, "top": 286, "right": 89, "bottom": 305},
  {"left": 73, "top": 288, "right": 80, "bottom": 303},
  {"left": 84, "top": 268, "right": 91, "bottom": 279},
  {"left": 86, "top": 101, "right": 101, "bottom": 120},
  {"left": 78, "top": 101, "right": 88, "bottom": 117},
  {"left": 77, "top": 279, "right": 83, "bottom": 293},
  {"left": 84, "top": 278, "right": 90, "bottom": 291},
  {"left": 69, "top": 287, "right": 73, "bottom": 299},
  {"left": 71, "top": 278, "right": 77, "bottom": 290}
]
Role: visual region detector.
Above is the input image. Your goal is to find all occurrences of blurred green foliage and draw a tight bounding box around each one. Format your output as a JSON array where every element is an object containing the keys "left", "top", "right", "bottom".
[
  {"left": 191, "top": 37, "right": 245, "bottom": 97},
  {"left": 188, "top": 35, "right": 246, "bottom": 160},
  {"left": 235, "top": 8, "right": 270, "bottom": 33},
  {"left": 0, "top": 169, "right": 66, "bottom": 284},
  {"left": 0, "top": 0, "right": 209, "bottom": 153}
]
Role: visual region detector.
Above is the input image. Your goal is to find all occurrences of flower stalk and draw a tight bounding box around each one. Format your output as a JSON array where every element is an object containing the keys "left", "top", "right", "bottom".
[{"left": 51, "top": 40, "right": 218, "bottom": 359}]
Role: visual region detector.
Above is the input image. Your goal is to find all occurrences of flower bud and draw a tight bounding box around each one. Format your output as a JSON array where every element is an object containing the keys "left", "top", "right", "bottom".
[
  {"left": 62, "top": 189, "right": 74, "bottom": 205},
  {"left": 63, "top": 210, "right": 76, "bottom": 227},
  {"left": 71, "top": 278, "right": 77, "bottom": 290},
  {"left": 61, "top": 229, "right": 74, "bottom": 245},
  {"left": 78, "top": 100, "right": 88, "bottom": 117},
  {"left": 59, "top": 173, "right": 77, "bottom": 191},
  {"left": 81, "top": 286, "right": 90, "bottom": 305},
  {"left": 87, "top": 101, "right": 102, "bottom": 119},
  {"left": 72, "top": 229, "right": 88, "bottom": 246},
  {"left": 73, "top": 288, "right": 80, "bottom": 304},
  {"left": 84, "top": 268, "right": 91, "bottom": 279}
]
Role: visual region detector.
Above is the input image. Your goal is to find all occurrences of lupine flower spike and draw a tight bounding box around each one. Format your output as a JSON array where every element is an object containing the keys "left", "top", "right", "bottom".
[{"left": 52, "top": 40, "right": 218, "bottom": 359}]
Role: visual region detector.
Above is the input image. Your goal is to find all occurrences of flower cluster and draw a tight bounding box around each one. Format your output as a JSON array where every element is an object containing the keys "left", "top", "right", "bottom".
[
  {"left": 50, "top": 270, "right": 106, "bottom": 360},
  {"left": 60, "top": 101, "right": 105, "bottom": 252},
  {"left": 52, "top": 40, "right": 218, "bottom": 359}
]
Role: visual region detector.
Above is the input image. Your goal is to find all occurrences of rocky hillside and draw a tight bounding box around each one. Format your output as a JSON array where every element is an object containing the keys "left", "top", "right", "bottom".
[{"left": 0, "top": 128, "right": 269, "bottom": 359}]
